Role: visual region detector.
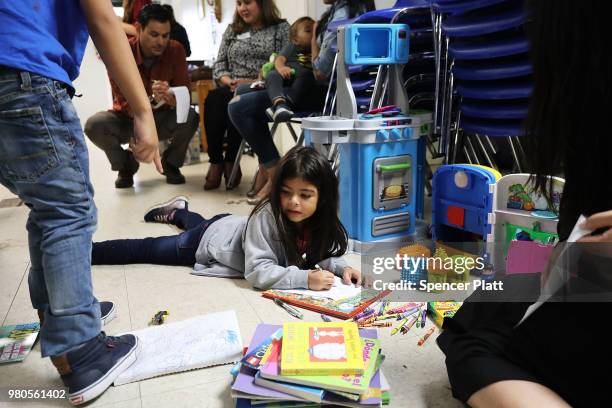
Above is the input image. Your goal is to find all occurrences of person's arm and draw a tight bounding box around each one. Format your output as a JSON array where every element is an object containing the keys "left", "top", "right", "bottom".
[
  {"left": 213, "top": 26, "right": 234, "bottom": 85},
  {"left": 243, "top": 209, "right": 310, "bottom": 290},
  {"left": 274, "top": 54, "right": 292, "bottom": 79},
  {"left": 119, "top": 18, "right": 137, "bottom": 36},
  {"left": 80, "top": 0, "right": 162, "bottom": 173},
  {"left": 313, "top": 7, "right": 348, "bottom": 81}
]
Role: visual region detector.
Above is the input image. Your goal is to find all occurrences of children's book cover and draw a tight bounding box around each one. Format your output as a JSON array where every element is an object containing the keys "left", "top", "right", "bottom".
[
  {"left": 265, "top": 329, "right": 379, "bottom": 394},
  {"left": 0, "top": 322, "right": 40, "bottom": 363},
  {"left": 281, "top": 322, "right": 363, "bottom": 376},
  {"left": 242, "top": 328, "right": 282, "bottom": 370}
]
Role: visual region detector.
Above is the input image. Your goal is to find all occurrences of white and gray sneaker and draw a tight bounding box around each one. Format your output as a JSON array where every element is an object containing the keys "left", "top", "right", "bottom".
[
  {"left": 143, "top": 195, "right": 189, "bottom": 224},
  {"left": 266, "top": 103, "right": 294, "bottom": 123}
]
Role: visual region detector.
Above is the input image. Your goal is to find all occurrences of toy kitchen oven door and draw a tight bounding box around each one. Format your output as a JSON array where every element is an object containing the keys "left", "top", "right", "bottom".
[
  {"left": 340, "top": 141, "right": 420, "bottom": 253},
  {"left": 374, "top": 156, "right": 412, "bottom": 214}
]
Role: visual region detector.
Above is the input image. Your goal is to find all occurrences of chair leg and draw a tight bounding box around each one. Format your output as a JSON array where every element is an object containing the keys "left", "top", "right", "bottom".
[
  {"left": 475, "top": 134, "right": 496, "bottom": 170},
  {"left": 451, "top": 109, "right": 462, "bottom": 164},
  {"left": 286, "top": 122, "right": 299, "bottom": 143},
  {"left": 514, "top": 136, "right": 526, "bottom": 169},
  {"left": 485, "top": 135, "right": 497, "bottom": 154},
  {"left": 227, "top": 139, "right": 246, "bottom": 189},
  {"left": 466, "top": 135, "right": 480, "bottom": 164},
  {"left": 463, "top": 146, "right": 473, "bottom": 164},
  {"left": 507, "top": 136, "right": 523, "bottom": 173}
]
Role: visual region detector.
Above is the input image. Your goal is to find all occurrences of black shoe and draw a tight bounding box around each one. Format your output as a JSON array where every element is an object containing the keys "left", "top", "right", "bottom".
[
  {"left": 162, "top": 159, "right": 186, "bottom": 184},
  {"left": 115, "top": 153, "right": 139, "bottom": 189},
  {"left": 51, "top": 332, "right": 139, "bottom": 405},
  {"left": 38, "top": 301, "right": 116, "bottom": 328},
  {"left": 144, "top": 195, "right": 189, "bottom": 223},
  {"left": 99, "top": 301, "right": 116, "bottom": 326}
]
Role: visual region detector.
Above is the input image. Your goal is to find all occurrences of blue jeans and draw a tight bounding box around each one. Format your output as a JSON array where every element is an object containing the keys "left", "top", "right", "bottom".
[
  {"left": 0, "top": 68, "right": 99, "bottom": 357},
  {"left": 91, "top": 211, "right": 230, "bottom": 266},
  {"left": 228, "top": 84, "right": 325, "bottom": 168}
]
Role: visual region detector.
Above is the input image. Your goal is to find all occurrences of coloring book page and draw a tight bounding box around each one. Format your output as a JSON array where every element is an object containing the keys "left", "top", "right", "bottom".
[
  {"left": 114, "top": 310, "right": 243, "bottom": 385},
  {"left": 279, "top": 276, "right": 362, "bottom": 301}
]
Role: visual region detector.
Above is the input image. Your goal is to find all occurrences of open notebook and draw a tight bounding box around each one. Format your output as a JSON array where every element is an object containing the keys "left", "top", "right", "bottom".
[{"left": 114, "top": 310, "right": 243, "bottom": 385}]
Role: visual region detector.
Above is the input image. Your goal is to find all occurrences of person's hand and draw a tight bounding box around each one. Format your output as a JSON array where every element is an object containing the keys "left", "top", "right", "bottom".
[
  {"left": 314, "top": 69, "right": 327, "bottom": 82},
  {"left": 308, "top": 269, "right": 335, "bottom": 291},
  {"left": 277, "top": 66, "right": 293, "bottom": 79},
  {"left": 578, "top": 210, "right": 612, "bottom": 243},
  {"left": 152, "top": 80, "right": 175, "bottom": 106},
  {"left": 342, "top": 267, "right": 362, "bottom": 286},
  {"left": 130, "top": 111, "right": 163, "bottom": 174}
]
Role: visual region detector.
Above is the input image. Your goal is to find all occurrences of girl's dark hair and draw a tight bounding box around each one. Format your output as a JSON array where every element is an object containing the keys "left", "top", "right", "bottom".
[
  {"left": 250, "top": 146, "right": 348, "bottom": 269},
  {"left": 231, "top": 0, "right": 285, "bottom": 34},
  {"left": 316, "top": 0, "right": 376, "bottom": 42},
  {"left": 525, "top": 0, "right": 610, "bottom": 202}
]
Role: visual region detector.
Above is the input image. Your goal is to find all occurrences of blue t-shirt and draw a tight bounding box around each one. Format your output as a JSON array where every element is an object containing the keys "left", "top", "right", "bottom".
[{"left": 0, "top": 1, "right": 89, "bottom": 86}]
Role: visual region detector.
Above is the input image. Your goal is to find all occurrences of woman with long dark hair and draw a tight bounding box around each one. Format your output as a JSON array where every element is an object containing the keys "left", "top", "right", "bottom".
[
  {"left": 438, "top": 1, "right": 612, "bottom": 407},
  {"left": 204, "top": 0, "right": 289, "bottom": 191}
]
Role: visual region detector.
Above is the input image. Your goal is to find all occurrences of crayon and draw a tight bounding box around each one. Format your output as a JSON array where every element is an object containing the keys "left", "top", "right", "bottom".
[
  {"left": 418, "top": 327, "right": 436, "bottom": 346},
  {"left": 390, "top": 317, "right": 409, "bottom": 336},
  {"left": 401, "top": 315, "right": 418, "bottom": 335}
]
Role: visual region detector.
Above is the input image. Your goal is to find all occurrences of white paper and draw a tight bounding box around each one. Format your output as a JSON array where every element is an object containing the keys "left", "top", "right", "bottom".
[
  {"left": 114, "top": 310, "right": 243, "bottom": 385},
  {"left": 170, "top": 86, "right": 190, "bottom": 124},
  {"left": 278, "top": 276, "right": 362, "bottom": 301},
  {"left": 516, "top": 215, "right": 593, "bottom": 326}
]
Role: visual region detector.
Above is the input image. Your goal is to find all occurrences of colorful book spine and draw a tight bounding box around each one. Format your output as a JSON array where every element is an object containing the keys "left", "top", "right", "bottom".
[{"left": 281, "top": 322, "right": 364, "bottom": 376}]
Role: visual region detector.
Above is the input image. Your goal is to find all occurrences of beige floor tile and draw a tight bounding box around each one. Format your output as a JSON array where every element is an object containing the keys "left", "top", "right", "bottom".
[{"left": 140, "top": 378, "right": 233, "bottom": 408}]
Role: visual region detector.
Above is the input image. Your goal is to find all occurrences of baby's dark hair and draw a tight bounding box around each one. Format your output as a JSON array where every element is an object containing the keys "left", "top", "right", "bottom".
[
  {"left": 250, "top": 146, "right": 348, "bottom": 269},
  {"left": 290, "top": 16, "right": 315, "bottom": 42}
]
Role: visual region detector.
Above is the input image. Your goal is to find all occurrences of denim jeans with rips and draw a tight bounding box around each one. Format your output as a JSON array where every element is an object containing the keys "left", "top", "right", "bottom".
[{"left": 0, "top": 68, "right": 100, "bottom": 357}]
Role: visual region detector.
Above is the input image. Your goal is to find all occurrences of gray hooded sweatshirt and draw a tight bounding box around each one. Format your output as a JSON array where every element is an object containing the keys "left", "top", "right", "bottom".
[{"left": 191, "top": 204, "right": 348, "bottom": 290}]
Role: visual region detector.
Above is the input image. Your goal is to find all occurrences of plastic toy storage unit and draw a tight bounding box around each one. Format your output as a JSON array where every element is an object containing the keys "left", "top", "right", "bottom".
[
  {"left": 488, "top": 174, "right": 565, "bottom": 272},
  {"left": 302, "top": 24, "right": 432, "bottom": 252},
  {"left": 431, "top": 164, "right": 500, "bottom": 264}
]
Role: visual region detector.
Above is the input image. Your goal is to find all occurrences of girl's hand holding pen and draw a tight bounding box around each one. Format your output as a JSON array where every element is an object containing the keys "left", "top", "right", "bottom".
[{"left": 308, "top": 269, "right": 335, "bottom": 290}]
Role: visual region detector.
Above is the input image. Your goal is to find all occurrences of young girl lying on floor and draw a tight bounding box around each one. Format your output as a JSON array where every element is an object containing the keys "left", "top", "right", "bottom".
[{"left": 92, "top": 146, "right": 362, "bottom": 290}]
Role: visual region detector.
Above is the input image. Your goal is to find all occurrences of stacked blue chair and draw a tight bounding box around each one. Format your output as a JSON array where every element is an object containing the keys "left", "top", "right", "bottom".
[{"left": 432, "top": 0, "right": 531, "bottom": 171}]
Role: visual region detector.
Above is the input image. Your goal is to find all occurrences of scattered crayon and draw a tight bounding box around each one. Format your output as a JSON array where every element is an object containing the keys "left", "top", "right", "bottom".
[
  {"left": 401, "top": 315, "right": 418, "bottom": 335},
  {"left": 418, "top": 327, "right": 436, "bottom": 346},
  {"left": 390, "top": 317, "right": 409, "bottom": 336}
]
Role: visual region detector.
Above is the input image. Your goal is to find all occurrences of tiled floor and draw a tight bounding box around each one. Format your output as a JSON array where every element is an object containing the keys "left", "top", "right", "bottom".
[{"left": 0, "top": 144, "right": 461, "bottom": 407}]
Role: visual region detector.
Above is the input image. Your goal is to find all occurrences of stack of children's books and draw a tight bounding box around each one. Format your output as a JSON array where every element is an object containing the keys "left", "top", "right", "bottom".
[{"left": 231, "top": 322, "right": 390, "bottom": 407}]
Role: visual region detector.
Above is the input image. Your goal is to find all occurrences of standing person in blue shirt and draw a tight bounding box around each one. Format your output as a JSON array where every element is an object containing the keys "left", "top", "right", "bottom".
[{"left": 0, "top": 0, "right": 161, "bottom": 405}]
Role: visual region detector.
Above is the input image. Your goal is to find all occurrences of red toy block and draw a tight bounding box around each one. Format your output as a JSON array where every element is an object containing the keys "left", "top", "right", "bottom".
[{"left": 447, "top": 205, "right": 465, "bottom": 228}]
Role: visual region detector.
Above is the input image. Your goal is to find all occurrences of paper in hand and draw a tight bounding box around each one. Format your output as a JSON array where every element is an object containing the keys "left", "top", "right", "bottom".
[{"left": 516, "top": 215, "right": 593, "bottom": 326}]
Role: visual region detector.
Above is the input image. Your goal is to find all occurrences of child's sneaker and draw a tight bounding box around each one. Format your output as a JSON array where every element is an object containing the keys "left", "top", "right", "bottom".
[
  {"left": 273, "top": 103, "right": 294, "bottom": 122},
  {"left": 38, "top": 301, "right": 117, "bottom": 328},
  {"left": 144, "top": 196, "right": 189, "bottom": 224},
  {"left": 99, "top": 301, "right": 116, "bottom": 326},
  {"left": 51, "top": 332, "right": 139, "bottom": 405},
  {"left": 266, "top": 103, "right": 294, "bottom": 123}
]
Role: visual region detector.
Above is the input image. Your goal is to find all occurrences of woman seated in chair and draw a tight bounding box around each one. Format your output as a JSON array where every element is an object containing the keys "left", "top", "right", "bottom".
[
  {"left": 228, "top": 0, "right": 375, "bottom": 204},
  {"left": 204, "top": 0, "right": 289, "bottom": 190}
]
